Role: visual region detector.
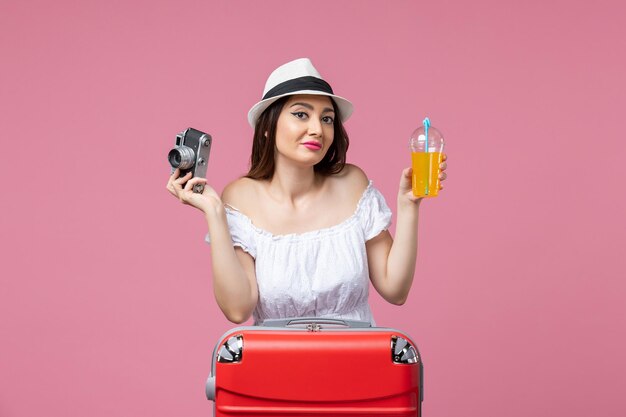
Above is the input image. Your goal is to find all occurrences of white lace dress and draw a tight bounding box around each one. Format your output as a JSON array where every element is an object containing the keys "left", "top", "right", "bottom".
[{"left": 205, "top": 181, "right": 392, "bottom": 325}]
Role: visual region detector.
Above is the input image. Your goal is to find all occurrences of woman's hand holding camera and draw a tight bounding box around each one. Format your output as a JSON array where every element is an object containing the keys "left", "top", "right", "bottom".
[{"left": 166, "top": 169, "right": 223, "bottom": 214}]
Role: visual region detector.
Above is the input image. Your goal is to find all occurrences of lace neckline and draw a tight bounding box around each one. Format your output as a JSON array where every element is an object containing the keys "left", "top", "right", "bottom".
[{"left": 224, "top": 181, "right": 374, "bottom": 240}]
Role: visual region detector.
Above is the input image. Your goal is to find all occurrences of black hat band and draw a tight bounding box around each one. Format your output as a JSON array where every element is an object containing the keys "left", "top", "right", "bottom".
[{"left": 262, "top": 76, "right": 334, "bottom": 100}]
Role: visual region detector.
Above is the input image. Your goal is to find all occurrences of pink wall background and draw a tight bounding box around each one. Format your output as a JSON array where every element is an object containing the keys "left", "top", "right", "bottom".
[{"left": 2, "top": 0, "right": 625, "bottom": 416}]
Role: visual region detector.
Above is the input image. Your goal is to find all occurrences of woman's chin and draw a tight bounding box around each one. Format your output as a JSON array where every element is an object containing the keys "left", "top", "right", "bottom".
[{"left": 276, "top": 151, "right": 327, "bottom": 167}]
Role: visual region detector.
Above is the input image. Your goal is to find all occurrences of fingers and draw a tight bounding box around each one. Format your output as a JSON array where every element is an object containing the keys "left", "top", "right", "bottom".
[
  {"left": 173, "top": 172, "right": 193, "bottom": 202},
  {"left": 169, "top": 167, "right": 181, "bottom": 180},
  {"left": 183, "top": 176, "right": 208, "bottom": 193},
  {"left": 166, "top": 169, "right": 180, "bottom": 196},
  {"left": 439, "top": 154, "right": 448, "bottom": 183},
  {"left": 173, "top": 172, "right": 192, "bottom": 192},
  {"left": 166, "top": 168, "right": 182, "bottom": 188},
  {"left": 166, "top": 171, "right": 192, "bottom": 199},
  {"left": 400, "top": 167, "right": 412, "bottom": 188},
  {"left": 167, "top": 168, "right": 184, "bottom": 186}
]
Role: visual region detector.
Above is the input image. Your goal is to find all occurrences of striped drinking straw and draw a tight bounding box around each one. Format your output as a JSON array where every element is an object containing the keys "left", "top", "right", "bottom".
[{"left": 423, "top": 117, "right": 431, "bottom": 195}]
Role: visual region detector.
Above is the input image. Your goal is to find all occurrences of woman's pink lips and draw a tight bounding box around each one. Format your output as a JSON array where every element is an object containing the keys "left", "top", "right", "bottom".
[{"left": 302, "top": 141, "right": 322, "bottom": 150}]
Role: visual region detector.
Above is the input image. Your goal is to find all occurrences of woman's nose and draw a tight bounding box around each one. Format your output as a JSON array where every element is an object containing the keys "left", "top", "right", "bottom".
[{"left": 307, "top": 117, "right": 322, "bottom": 136}]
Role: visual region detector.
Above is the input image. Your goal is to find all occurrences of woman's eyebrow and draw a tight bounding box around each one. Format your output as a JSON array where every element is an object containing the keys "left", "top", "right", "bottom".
[{"left": 289, "top": 102, "right": 335, "bottom": 114}]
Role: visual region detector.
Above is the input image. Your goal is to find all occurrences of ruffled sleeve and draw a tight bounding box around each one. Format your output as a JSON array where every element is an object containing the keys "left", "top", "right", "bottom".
[
  {"left": 356, "top": 182, "right": 393, "bottom": 241},
  {"left": 204, "top": 207, "right": 257, "bottom": 259}
]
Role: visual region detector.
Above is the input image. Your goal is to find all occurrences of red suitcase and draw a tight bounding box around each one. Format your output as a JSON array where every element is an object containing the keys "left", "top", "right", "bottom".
[{"left": 206, "top": 318, "right": 424, "bottom": 416}]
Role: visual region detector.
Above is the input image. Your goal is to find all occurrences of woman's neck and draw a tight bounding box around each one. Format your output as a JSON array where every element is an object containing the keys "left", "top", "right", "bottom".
[{"left": 268, "top": 162, "right": 322, "bottom": 206}]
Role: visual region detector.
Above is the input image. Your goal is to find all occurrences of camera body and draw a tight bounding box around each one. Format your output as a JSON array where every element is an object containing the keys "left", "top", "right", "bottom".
[{"left": 168, "top": 128, "right": 212, "bottom": 193}]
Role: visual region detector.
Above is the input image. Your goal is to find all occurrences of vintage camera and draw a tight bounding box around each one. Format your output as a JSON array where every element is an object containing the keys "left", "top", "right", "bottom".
[{"left": 168, "top": 128, "right": 212, "bottom": 193}]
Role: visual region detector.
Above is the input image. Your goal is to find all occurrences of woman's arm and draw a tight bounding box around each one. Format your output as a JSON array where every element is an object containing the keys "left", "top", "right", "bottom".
[
  {"left": 365, "top": 194, "right": 420, "bottom": 305},
  {"left": 366, "top": 156, "right": 447, "bottom": 304},
  {"left": 204, "top": 204, "right": 258, "bottom": 323},
  {"left": 167, "top": 170, "right": 258, "bottom": 323}
]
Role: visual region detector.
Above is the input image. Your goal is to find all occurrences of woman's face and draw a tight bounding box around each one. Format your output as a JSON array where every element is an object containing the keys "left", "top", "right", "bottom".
[{"left": 273, "top": 94, "right": 335, "bottom": 168}]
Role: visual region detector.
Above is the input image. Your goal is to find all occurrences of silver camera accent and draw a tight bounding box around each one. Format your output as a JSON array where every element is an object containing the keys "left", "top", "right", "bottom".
[{"left": 168, "top": 128, "right": 212, "bottom": 193}]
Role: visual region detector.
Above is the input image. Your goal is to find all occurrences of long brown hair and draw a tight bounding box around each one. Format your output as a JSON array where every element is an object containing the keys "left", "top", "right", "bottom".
[{"left": 246, "top": 96, "right": 350, "bottom": 180}]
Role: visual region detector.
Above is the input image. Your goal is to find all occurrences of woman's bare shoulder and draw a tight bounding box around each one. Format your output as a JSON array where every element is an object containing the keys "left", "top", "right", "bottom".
[
  {"left": 335, "top": 163, "right": 369, "bottom": 185},
  {"left": 221, "top": 177, "right": 260, "bottom": 210},
  {"left": 328, "top": 164, "right": 370, "bottom": 198}
]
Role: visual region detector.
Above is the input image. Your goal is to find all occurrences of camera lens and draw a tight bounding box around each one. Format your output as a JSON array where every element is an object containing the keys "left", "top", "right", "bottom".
[{"left": 168, "top": 146, "right": 195, "bottom": 169}]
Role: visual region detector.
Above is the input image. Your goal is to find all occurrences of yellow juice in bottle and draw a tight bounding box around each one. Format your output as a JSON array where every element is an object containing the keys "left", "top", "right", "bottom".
[{"left": 411, "top": 152, "right": 442, "bottom": 197}]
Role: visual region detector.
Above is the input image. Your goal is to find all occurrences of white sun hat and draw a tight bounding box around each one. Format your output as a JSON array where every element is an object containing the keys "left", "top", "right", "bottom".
[{"left": 247, "top": 58, "right": 354, "bottom": 128}]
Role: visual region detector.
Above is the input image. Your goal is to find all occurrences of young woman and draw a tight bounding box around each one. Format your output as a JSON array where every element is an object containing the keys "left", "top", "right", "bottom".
[{"left": 166, "top": 58, "right": 447, "bottom": 325}]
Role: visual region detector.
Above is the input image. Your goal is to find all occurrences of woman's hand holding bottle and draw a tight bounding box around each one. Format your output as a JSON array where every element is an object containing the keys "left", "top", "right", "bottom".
[{"left": 398, "top": 154, "right": 447, "bottom": 205}]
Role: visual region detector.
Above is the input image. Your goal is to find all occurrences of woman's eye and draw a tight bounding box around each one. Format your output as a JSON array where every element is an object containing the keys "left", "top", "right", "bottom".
[
  {"left": 292, "top": 112, "right": 308, "bottom": 120},
  {"left": 322, "top": 116, "right": 334, "bottom": 124}
]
